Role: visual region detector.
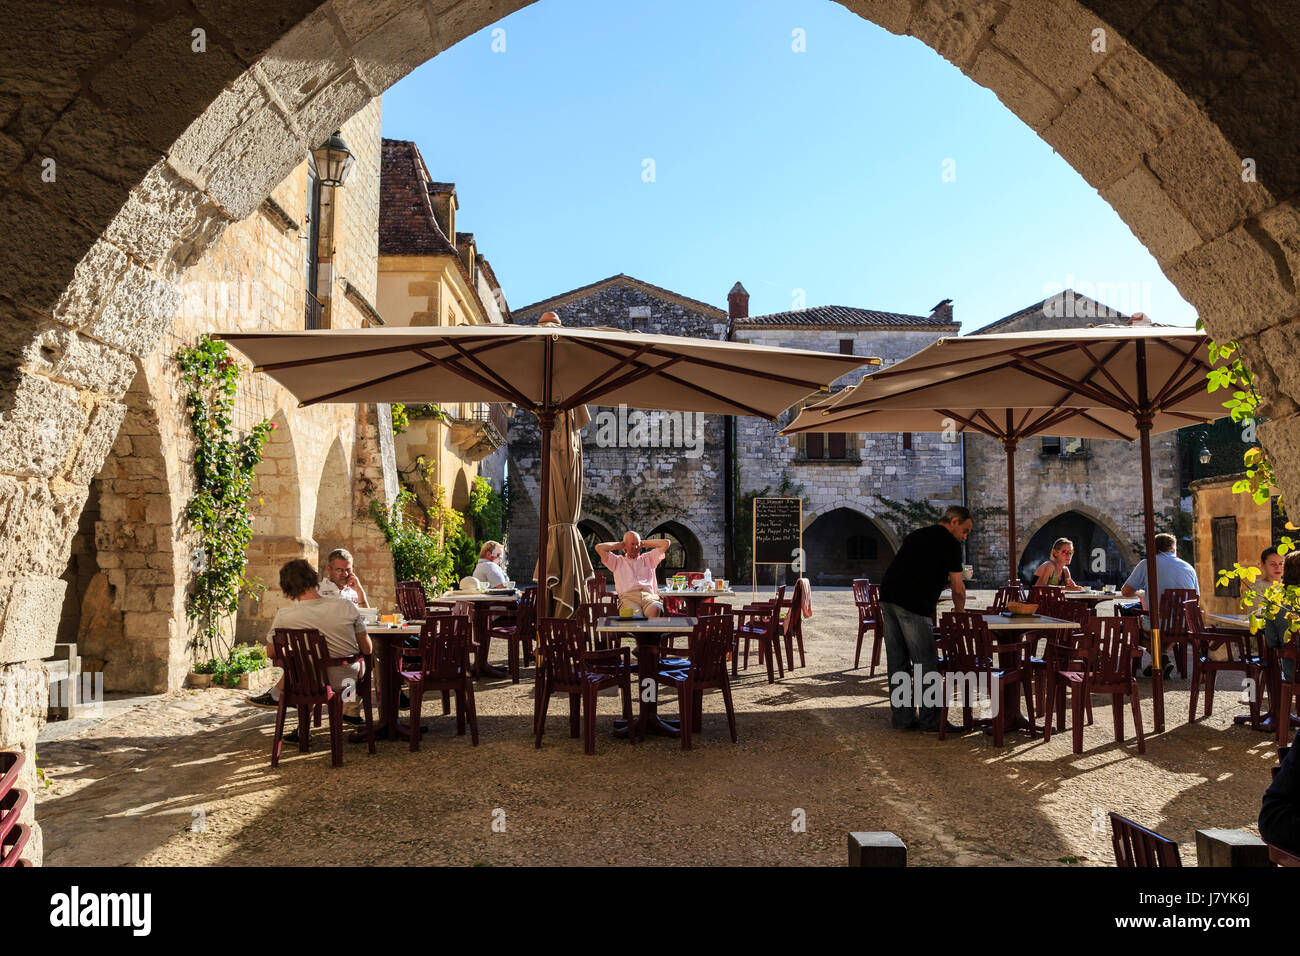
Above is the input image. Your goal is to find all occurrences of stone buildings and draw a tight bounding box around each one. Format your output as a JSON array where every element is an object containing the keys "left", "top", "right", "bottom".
[
  {"left": 508, "top": 280, "right": 1183, "bottom": 589},
  {"left": 376, "top": 138, "right": 510, "bottom": 529}
]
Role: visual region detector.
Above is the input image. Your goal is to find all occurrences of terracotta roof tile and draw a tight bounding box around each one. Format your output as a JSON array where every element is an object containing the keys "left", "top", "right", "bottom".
[
  {"left": 735, "top": 305, "right": 953, "bottom": 329},
  {"left": 378, "top": 139, "right": 457, "bottom": 257}
]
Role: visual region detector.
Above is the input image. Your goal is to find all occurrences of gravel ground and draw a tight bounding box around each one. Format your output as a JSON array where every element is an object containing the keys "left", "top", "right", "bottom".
[{"left": 35, "top": 591, "right": 1279, "bottom": 866}]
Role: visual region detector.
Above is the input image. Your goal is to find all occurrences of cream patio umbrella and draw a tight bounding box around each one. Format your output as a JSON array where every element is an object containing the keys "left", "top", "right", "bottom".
[
  {"left": 783, "top": 324, "right": 1227, "bottom": 734},
  {"left": 218, "top": 318, "right": 879, "bottom": 616},
  {"left": 538, "top": 401, "right": 593, "bottom": 618}
]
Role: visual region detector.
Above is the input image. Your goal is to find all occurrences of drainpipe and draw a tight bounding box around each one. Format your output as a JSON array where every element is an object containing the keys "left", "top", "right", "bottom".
[
  {"left": 723, "top": 314, "right": 734, "bottom": 581},
  {"left": 960, "top": 432, "right": 969, "bottom": 568}
]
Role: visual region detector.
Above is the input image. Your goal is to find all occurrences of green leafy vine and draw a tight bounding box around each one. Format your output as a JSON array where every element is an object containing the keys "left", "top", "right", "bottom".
[{"left": 177, "top": 337, "right": 273, "bottom": 659}]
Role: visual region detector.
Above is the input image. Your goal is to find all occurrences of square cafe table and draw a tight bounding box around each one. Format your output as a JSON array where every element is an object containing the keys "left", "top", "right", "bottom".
[
  {"left": 596, "top": 615, "right": 697, "bottom": 738},
  {"left": 364, "top": 623, "right": 424, "bottom": 741},
  {"left": 1203, "top": 612, "right": 1283, "bottom": 731},
  {"left": 439, "top": 590, "right": 521, "bottom": 678},
  {"left": 981, "top": 613, "right": 1078, "bottom": 734}
]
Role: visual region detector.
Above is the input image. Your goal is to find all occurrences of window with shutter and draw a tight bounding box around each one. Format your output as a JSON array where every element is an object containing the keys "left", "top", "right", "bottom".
[
  {"left": 806, "top": 433, "right": 824, "bottom": 459},
  {"left": 1211, "top": 516, "right": 1239, "bottom": 598},
  {"left": 828, "top": 432, "right": 846, "bottom": 459}
]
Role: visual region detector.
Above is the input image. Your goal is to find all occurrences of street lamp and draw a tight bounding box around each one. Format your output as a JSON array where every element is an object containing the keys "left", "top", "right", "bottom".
[
  {"left": 311, "top": 130, "right": 354, "bottom": 188},
  {"left": 1198, "top": 445, "right": 1212, "bottom": 465}
]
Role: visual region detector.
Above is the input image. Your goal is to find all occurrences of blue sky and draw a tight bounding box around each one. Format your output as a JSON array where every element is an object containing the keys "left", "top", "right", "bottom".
[{"left": 380, "top": 0, "right": 1197, "bottom": 332}]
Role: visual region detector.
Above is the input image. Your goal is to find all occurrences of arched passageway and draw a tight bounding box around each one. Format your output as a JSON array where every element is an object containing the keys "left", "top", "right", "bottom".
[
  {"left": 579, "top": 518, "right": 616, "bottom": 585},
  {"left": 803, "top": 508, "right": 898, "bottom": 587},
  {"left": 1019, "top": 509, "right": 1131, "bottom": 589},
  {"left": 647, "top": 521, "right": 703, "bottom": 577}
]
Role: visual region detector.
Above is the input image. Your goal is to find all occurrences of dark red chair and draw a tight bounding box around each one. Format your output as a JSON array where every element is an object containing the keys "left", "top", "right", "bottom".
[
  {"left": 1269, "top": 843, "right": 1300, "bottom": 867},
  {"left": 0, "top": 751, "right": 31, "bottom": 868},
  {"left": 271, "top": 628, "right": 375, "bottom": 768},
  {"left": 535, "top": 618, "right": 635, "bottom": 755},
  {"left": 1186, "top": 602, "right": 1266, "bottom": 723},
  {"left": 1109, "top": 812, "right": 1181, "bottom": 867},
  {"left": 488, "top": 585, "right": 537, "bottom": 683},
  {"left": 576, "top": 599, "right": 620, "bottom": 651},
  {"left": 732, "top": 602, "right": 784, "bottom": 683},
  {"left": 1157, "top": 587, "right": 1199, "bottom": 678},
  {"left": 780, "top": 577, "right": 809, "bottom": 670},
  {"left": 1272, "top": 640, "right": 1300, "bottom": 748},
  {"left": 396, "top": 580, "right": 455, "bottom": 621},
  {"left": 400, "top": 615, "right": 478, "bottom": 751},
  {"left": 1027, "top": 585, "right": 1064, "bottom": 616},
  {"left": 990, "top": 583, "right": 1023, "bottom": 613},
  {"left": 937, "top": 613, "right": 1033, "bottom": 746},
  {"left": 1031, "top": 597, "right": 1093, "bottom": 717},
  {"left": 655, "top": 614, "right": 738, "bottom": 750},
  {"left": 1044, "top": 617, "right": 1145, "bottom": 755},
  {"left": 851, "top": 579, "right": 878, "bottom": 671}
]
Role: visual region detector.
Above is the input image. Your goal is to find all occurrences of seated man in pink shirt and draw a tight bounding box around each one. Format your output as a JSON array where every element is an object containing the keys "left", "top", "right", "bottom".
[{"left": 595, "top": 532, "right": 672, "bottom": 618}]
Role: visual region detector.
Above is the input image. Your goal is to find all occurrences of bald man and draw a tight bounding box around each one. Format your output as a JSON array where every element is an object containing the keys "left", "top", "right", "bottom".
[{"left": 594, "top": 532, "right": 671, "bottom": 618}]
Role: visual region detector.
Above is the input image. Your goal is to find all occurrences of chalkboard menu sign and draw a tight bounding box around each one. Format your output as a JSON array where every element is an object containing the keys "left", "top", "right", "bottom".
[{"left": 753, "top": 497, "right": 803, "bottom": 566}]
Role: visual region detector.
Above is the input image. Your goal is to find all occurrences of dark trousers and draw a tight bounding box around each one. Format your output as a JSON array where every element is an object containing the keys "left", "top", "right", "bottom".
[{"left": 880, "top": 601, "right": 940, "bottom": 730}]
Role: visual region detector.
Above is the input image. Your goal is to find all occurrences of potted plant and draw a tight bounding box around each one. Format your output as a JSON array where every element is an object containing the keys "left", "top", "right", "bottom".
[
  {"left": 210, "top": 643, "right": 271, "bottom": 689},
  {"left": 189, "top": 658, "right": 218, "bottom": 689}
]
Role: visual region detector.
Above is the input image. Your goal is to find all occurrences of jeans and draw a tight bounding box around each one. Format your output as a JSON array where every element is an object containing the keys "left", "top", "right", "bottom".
[{"left": 880, "top": 601, "right": 940, "bottom": 730}]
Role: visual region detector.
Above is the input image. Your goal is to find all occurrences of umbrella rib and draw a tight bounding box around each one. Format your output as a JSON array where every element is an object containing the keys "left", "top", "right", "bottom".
[
  {"left": 935, "top": 409, "right": 997, "bottom": 438},
  {"left": 298, "top": 359, "right": 438, "bottom": 406},
  {"left": 866, "top": 341, "right": 1080, "bottom": 383},
  {"left": 596, "top": 339, "right": 866, "bottom": 392},
  {"left": 1149, "top": 340, "right": 1206, "bottom": 406},
  {"left": 562, "top": 344, "right": 661, "bottom": 408},
  {"left": 244, "top": 337, "right": 454, "bottom": 373},
  {"left": 566, "top": 338, "right": 789, "bottom": 416},
  {"left": 972, "top": 409, "right": 1004, "bottom": 434},
  {"left": 1161, "top": 375, "right": 1223, "bottom": 412},
  {"left": 408, "top": 347, "right": 525, "bottom": 404},
  {"left": 1021, "top": 407, "right": 1075, "bottom": 437},
  {"left": 1155, "top": 364, "right": 1208, "bottom": 411},
  {"left": 1010, "top": 354, "right": 1126, "bottom": 409},
  {"left": 1075, "top": 409, "right": 1136, "bottom": 441},
  {"left": 434, "top": 337, "right": 535, "bottom": 408},
  {"left": 1075, "top": 342, "right": 1136, "bottom": 408}
]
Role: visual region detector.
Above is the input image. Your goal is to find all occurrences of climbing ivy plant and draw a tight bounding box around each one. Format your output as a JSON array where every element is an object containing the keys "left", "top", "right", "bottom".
[{"left": 177, "top": 337, "right": 273, "bottom": 659}]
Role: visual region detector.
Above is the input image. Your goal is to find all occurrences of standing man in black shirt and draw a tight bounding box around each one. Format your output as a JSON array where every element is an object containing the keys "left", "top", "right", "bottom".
[{"left": 879, "top": 505, "right": 972, "bottom": 733}]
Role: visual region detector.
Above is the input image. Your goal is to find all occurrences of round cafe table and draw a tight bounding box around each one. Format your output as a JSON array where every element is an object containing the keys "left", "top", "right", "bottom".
[
  {"left": 440, "top": 591, "right": 520, "bottom": 679},
  {"left": 981, "top": 613, "right": 1078, "bottom": 735},
  {"left": 596, "top": 615, "right": 698, "bottom": 738},
  {"left": 364, "top": 623, "right": 424, "bottom": 741}
]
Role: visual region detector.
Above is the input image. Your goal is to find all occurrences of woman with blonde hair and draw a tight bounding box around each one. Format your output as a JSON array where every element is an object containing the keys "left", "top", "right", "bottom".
[
  {"left": 1032, "top": 537, "right": 1083, "bottom": 590},
  {"left": 473, "top": 540, "right": 510, "bottom": 588}
]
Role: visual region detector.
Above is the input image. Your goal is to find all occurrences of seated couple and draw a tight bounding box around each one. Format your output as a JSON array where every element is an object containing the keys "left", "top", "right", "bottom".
[
  {"left": 248, "top": 555, "right": 372, "bottom": 741},
  {"left": 594, "top": 532, "right": 673, "bottom": 618}
]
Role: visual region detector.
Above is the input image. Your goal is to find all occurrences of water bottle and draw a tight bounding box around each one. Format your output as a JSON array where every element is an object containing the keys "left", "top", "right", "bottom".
[{"left": 703, "top": 568, "right": 713, "bottom": 591}]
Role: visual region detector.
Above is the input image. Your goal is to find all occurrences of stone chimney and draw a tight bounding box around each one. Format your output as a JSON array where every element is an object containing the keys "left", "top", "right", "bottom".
[
  {"left": 728, "top": 282, "right": 749, "bottom": 319},
  {"left": 930, "top": 298, "right": 954, "bottom": 324},
  {"left": 428, "top": 182, "right": 457, "bottom": 242}
]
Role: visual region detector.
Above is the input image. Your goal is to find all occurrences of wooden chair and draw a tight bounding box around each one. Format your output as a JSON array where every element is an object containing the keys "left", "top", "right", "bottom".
[
  {"left": 271, "top": 628, "right": 375, "bottom": 768},
  {"left": 852, "top": 579, "right": 880, "bottom": 672},
  {"left": 1044, "top": 617, "right": 1145, "bottom": 755},
  {"left": 535, "top": 618, "right": 635, "bottom": 755},
  {"left": 488, "top": 585, "right": 537, "bottom": 684},
  {"left": 655, "top": 614, "right": 738, "bottom": 750},
  {"left": 1157, "top": 587, "right": 1199, "bottom": 678},
  {"left": 779, "top": 577, "right": 809, "bottom": 670},
  {"left": 1272, "top": 640, "right": 1299, "bottom": 747},
  {"left": 0, "top": 751, "right": 31, "bottom": 868},
  {"left": 937, "top": 613, "right": 1033, "bottom": 746},
  {"left": 1109, "top": 812, "right": 1181, "bottom": 867},
  {"left": 1185, "top": 601, "right": 1266, "bottom": 723},
  {"left": 732, "top": 602, "right": 784, "bottom": 684},
  {"left": 990, "top": 583, "right": 1023, "bottom": 613},
  {"left": 400, "top": 615, "right": 478, "bottom": 751}
]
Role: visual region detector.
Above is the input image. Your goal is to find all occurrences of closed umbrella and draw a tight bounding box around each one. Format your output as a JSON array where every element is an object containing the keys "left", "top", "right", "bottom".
[
  {"left": 537, "top": 403, "right": 593, "bottom": 618},
  {"left": 784, "top": 324, "right": 1227, "bottom": 734},
  {"left": 218, "top": 318, "right": 877, "bottom": 616}
]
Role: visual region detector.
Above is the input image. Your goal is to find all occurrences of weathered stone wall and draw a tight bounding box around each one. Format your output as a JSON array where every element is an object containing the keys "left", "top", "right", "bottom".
[
  {"left": 962, "top": 430, "right": 1179, "bottom": 587},
  {"left": 507, "top": 279, "right": 729, "bottom": 584},
  {"left": 734, "top": 327, "right": 962, "bottom": 583}
]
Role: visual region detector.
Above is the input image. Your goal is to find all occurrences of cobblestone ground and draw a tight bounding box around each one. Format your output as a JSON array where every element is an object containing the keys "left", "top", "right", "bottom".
[{"left": 36, "top": 592, "right": 1278, "bottom": 866}]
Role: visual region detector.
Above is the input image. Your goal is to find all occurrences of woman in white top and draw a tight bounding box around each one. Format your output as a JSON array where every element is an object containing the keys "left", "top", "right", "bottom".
[{"left": 473, "top": 540, "right": 510, "bottom": 587}]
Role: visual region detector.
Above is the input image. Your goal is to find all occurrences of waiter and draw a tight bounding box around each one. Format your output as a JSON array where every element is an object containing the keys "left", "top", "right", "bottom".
[{"left": 878, "top": 505, "right": 971, "bottom": 734}]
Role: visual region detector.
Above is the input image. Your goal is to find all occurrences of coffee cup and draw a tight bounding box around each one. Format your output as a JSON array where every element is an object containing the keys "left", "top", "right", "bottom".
[{"left": 619, "top": 606, "right": 634, "bottom": 619}]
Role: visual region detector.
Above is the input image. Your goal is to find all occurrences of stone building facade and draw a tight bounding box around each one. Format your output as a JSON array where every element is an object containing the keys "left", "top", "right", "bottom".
[
  {"left": 56, "top": 97, "right": 400, "bottom": 700},
  {"left": 376, "top": 138, "right": 510, "bottom": 534},
  {"left": 507, "top": 276, "right": 730, "bottom": 584}
]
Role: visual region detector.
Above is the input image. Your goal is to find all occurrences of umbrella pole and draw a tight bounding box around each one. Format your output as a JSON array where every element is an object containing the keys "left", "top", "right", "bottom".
[
  {"left": 537, "top": 412, "right": 553, "bottom": 620},
  {"left": 1004, "top": 438, "right": 1019, "bottom": 588},
  {"left": 1136, "top": 340, "right": 1164, "bottom": 733}
]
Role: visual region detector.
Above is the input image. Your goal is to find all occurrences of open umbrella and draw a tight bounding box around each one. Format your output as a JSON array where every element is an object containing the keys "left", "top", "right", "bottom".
[
  {"left": 783, "top": 324, "right": 1227, "bottom": 733},
  {"left": 218, "top": 319, "right": 878, "bottom": 616}
]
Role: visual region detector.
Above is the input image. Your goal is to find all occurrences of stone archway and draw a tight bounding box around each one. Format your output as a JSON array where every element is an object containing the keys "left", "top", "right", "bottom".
[
  {"left": 1021, "top": 498, "right": 1137, "bottom": 569},
  {"left": 5, "top": 0, "right": 1300, "bottom": 863},
  {"left": 647, "top": 520, "right": 704, "bottom": 577},
  {"left": 237, "top": 410, "right": 307, "bottom": 643},
  {"left": 57, "top": 365, "right": 180, "bottom": 693},
  {"left": 312, "top": 437, "right": 351, "bottom": 569},
  {"left": 578, "top": 518, "right": 616, "bottom": 584},
  {"left": 1019, "top": 508, "right": 1132, "bottom": 588},
  {"left": 803, "top": 507, "right": 899, "bottom": 587}
]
